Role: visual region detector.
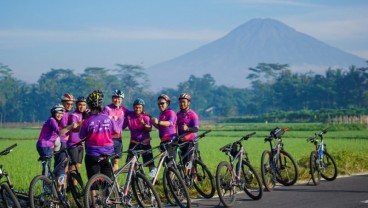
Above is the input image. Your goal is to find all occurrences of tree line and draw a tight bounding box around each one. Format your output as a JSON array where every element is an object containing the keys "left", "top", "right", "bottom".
[{"left": 0, "top": 62, "right": 367, "bottom": 123}]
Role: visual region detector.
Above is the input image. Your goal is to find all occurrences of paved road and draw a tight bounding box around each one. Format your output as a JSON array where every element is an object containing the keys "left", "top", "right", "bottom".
[{"left": 171, "top": 174, "right": 368, "bottom": 208}]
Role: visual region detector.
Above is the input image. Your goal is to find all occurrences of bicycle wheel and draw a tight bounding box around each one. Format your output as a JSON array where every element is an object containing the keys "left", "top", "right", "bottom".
[
  {"left": 131, "top": 172, "right": 162, "bottom": 208},
  {"left": 29, "top": 175, "right": 58, "bottom": 208},
  {"left": 320, "top": 151, "right": 338, "bottom": 181},
  {"left": 165, "top": 166, "right": 191, "bottom": 208},
  {"left": 193, "top": 159, "right": 215, "bottom": 199},
  {"left": 260, "top": 150, "right": 275, "bottom": 191},
  {"left": 276, "top": 150, "right": 299, "bottom": 186},
  {"left": 67, "top": 172, "right": 84, "bottom": 208},
  {"left": 241, "top": 160, "right": 263, "bottom": 200},
  {"left": 309, "top": 151, "right": 321, "bottom": 185},
  {"left": 84, "top": 173, "right": 119, "bottom": 208},
  {"left": 162, "top": 167, "right": 176, "bottom": 206},
  {"left": 1, "top": 183, "right": 21, "bottom": 208},
  {"left": 216, "top": 161, "right": 236, "bottom": 207}
]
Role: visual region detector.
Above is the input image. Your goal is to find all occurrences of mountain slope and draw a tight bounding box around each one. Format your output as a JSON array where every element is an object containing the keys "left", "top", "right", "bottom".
[{"left": 147, "top": 18, "right": 366, "bottom": 90}]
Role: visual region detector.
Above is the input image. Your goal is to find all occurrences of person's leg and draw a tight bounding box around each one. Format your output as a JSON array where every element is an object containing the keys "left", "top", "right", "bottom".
[{"left": 113, "top": 139, "right": 123, "bottom": 172}]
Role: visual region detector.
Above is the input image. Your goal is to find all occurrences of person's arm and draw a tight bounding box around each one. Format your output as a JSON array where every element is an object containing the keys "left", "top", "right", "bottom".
[{"left": 59, "top": 123, "right": 78, "bottom": 136}]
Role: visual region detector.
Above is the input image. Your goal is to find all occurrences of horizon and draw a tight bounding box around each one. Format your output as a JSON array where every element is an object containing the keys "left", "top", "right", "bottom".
[{"left": 1, "top": 0, "right": 367, "bottom": 84}]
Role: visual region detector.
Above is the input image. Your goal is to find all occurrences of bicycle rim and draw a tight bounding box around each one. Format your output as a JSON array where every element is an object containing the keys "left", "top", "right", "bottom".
[
  {"left": 166, "top": 167, "right": 191, "bottom": 208},
  {"left": 309, "top": 151, "right": 321, "bottom": 185},
  {"left": 1, "top": 183, "right": 21, "bottom": 208},
  {"left": 276, "top": 150, "right": 298, "bottom": 186},
  {"left": 132, "top": 172, "right": 162, "bottom": 207},
  {"left": 84, "top": 174, "right": 119, "bottom": 208},
  {"left": 193, "top": 159, "right": 215, "bottom": 199},
  {"left": 241, "top": 160, "right": 263, "bottom": 200},
  {"left": 29, "top": 175, "right": 58, "bottom": 208},
  {"left": 320, "top": 151, "right": 338, "bottom": 181},
  {"left": 261, "top": 150, "right": 275, "bottom": 191},
  {"left": 216, "top": 161, "right": 236, "bottom": 207}
]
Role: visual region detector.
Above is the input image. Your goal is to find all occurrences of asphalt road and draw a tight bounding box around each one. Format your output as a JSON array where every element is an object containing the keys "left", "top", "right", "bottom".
[{"left": 172, "top": 174, "right": 368, "bottom": 208}]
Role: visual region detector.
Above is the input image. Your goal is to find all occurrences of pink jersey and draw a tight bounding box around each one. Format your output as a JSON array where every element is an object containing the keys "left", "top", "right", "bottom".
[
  {"left": 177, "top": 109, "right": 200, "bottom": 141},
  {"left": 79, "top": 113, "right": 117, "bottom": 156},
  {"left": 123, "top": 111, "right": 151, "bottom": 144},
  {"left": 67, "top": 110, "right": 83, "bottom": 147},
  {"left": 103, "top": 104, "right": 128, "bottom": 139},
  {"left": 37, "top": 117, "right": 62, "bottom": 148},
  {"left": 158, "top": 108, "right": 177, "bottom": 142}
]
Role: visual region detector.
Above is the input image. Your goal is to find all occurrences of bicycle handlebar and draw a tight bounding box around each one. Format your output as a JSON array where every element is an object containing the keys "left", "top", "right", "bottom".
[
  {"left": 219, "top": 132, "right": 256, "bottom": 151},
  {"left": 306, "top": 128, "right": 329, "bottom": 143},
  {"left": 0, "top": 143, "right": 17, "bottom": 156}
]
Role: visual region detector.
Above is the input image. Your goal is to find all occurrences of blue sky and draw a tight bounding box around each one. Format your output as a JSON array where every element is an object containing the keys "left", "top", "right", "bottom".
[{"left": 1, "top": 0, "right": 367, "bottom": 83}]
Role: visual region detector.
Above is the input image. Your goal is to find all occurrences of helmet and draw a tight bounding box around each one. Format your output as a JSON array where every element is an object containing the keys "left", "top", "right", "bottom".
[
  {"left": 157, "top": 94, "right": 171, "bottom": 104},
  {"left": 112, "top": 90, "right": 124, "bottom": 98},
  {"left": 87, "top": 90, "right": 104, "bottom": 109},
  {"left": 179, "top": 93, "right": 191, "bottom": 101},
  {"left": 50, "top": 104, "right": 65, "bottom": 115},
  {"left": 61, "top": 94, "right": 75, "bottom": 102},
  {"left": 76, "top": 96, "right": 86, "bottom": 103},
  {"left": 133, "top": 98, "right": 145, "bottom": 106}
]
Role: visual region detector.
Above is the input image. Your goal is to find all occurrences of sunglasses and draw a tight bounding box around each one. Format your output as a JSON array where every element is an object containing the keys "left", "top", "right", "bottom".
[{"left": 158, "top": 102, "right": 166, "bottom": 105}]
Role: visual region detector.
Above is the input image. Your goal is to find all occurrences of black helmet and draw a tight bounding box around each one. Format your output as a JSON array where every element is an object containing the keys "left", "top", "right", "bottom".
[{"left": 87, "top": 90, "right": 104, "bottom": 109}]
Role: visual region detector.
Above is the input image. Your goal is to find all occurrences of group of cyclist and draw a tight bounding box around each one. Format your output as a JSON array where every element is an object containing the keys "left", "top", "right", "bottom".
[{"left": 35, "top": 89, "right": 199, "bottom": 187}]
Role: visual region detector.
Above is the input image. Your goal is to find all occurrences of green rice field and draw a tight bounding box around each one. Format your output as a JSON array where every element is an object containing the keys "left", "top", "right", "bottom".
[{"left": 1, "top": 122, "right": 368, "bottom": 193}]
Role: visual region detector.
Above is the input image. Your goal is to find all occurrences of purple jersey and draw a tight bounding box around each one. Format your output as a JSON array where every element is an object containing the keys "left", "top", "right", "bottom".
[
  {"left": 79, "top": 113, "right": 117, "bottom": 157},
  {"left": 158, "top": 108, "right": 177, "bottom": 142},
  {"left": 37, "top": 117, "right": 62, "bottom": 148},
  {"left": 59, "top": 111, "right": 69, "bottom": 143},
  {"left": 103, "top": 104, "right": 128, "bottom": 139},
  {"left": 177, "top": 109, "right": 200, "bottom": 141},
  {"left": 67, "top": 110, "right": 83, "bottom": 147},
  {"left": 123, "top": 111, "right": 152, "bottom": 144}
]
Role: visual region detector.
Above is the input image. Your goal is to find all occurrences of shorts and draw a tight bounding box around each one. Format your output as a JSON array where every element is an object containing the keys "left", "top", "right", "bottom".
[
  {"left": 36, "top": 146, "right": 53, "bottom": 176},
  {"left": 67, "top": 145, "right": 84, "bottom": 164},
  {"left": 179, "top": 142, "right": 195, "bottom": 167},
  {"left": 85, "top": 154, "right": 113, "bottom": 179},
  {"left": 126, "top": 142, "right": 154, "bottom": 166},
  {"left": 113, "top": 139, "right": 123, "bottom": 158},
  {"left": 160, "top": 141, "right": 177, "bottom": 165},
  {"left": 54, "top": 142, "right": 67, "bottom": 177}
]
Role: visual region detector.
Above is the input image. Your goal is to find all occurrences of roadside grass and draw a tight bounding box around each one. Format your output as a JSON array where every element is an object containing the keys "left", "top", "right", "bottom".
[{"left": 0, "top": 123, "right": 367, "bottom": 194}]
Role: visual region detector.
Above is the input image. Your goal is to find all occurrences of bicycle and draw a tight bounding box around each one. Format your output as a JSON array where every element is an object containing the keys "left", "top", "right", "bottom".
[
  {"left": 83, "top": 147, "right": 162, "bottom": 207},
  {"left": 306, "top": 128, "right": 338, "bottom": 185},
  {"left": 176, "top": 130, "right": 215, "bottom": 199},
  {"left": 215, "top": 132, "right": 263, "bottom": 207},
  {"left": 0, "top": 144, "right": 21, "bottom": 208},
  {"left": 260, "top": 127, "right": 298, "bottom": 191},
  {"left": 29, "top": 140, "right": 85, "bottom": 208},
  {"left": 142, "top": 139, "right": 191, "bottom": 208}
]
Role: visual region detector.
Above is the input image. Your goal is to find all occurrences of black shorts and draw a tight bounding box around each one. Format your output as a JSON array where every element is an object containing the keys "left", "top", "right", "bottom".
[
  {"left": 126, "top": 142, "right": 154, "bottom": 166},
  {"left": 160, "top": 141, "right": 177, "bottom": 164},
  {"left": 113, "top": 139, "right": 123, "bottom": 158},
  {"left": 67, "top": 145, "right": 84, "bottom": 164},
  {"left": 54, "top": 142, "right": 67, "bottom": 177},
  {"left": 179, "top": 142, "right": 194, "bottom": 166},
  {"left": 85, "top": 154, "right": 113, "bottom": 179}
]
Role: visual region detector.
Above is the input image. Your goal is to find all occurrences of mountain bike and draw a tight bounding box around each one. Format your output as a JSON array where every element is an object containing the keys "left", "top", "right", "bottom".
[
  {"left": 84, "top": 148, "right": 162, "bottom": 207},
  {"left": 307, "top": 128, "right": 338, "bottom": 185},
  {"left": 216, "top": 132, "right": 263, "bottom": 207},
  {"left": 176, "top": 130, "right": 215, "bottom": 199},
  {"left": 0, "top": 144, "right": 21, "bottom": 208},
  {"left": 141, "top": 140, "right": 191, "bottom": 208},
  {"left": 260, "top": 127, "right": 298, "bottom": 191},
  {"left": 29, "top": 140, "right": 85, "bottom": 208}
]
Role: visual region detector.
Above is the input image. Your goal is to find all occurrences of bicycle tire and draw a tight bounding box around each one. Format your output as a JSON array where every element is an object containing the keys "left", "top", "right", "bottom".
[
  {"left": 320, "top": 151, "right": 338, "bottom": 181},
  {"left": 309, "top": 151, "right": 321, "bottom": 185},
  {"left": 84, "top": 173, "right": 119, "bottom": 208},
  {"left": 260, "top": 150, "right": 275, "bottom": 191},
  {"left": 162, "top": 167, "right": 176, "bottom": 206},
  {"left": 131, "top": 171, "right": 162, "bottom": 208},
  {"left": 216, "top": 161, "right": 236, "bottom": 207},
  {"left": 241, "top": 160, "right": 263, "bottom": 200},
  {"left": 276, "top": 150, "right": 299, "bottom": 186},
  {"left": 1, "top": 183, "right": 21, "bottom": 208},
  {"left": 193, "top": 159, "right": 215, "bottom": 199},
  {"left": 29, "top": 175, "right": 58, "bottom": 208},
  {"left": 165, "top": 166, "right": 191, "bottom": 208},
  {"left": 67, "top": 172, "right": 84, "bottom": 208}
]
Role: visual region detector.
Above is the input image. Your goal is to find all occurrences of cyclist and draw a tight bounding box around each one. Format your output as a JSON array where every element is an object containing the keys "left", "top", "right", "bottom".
[
  {"left": 151, "top": 94, "right": 177, "bottom": 162},
  {"left": 123, "top": 98, "right": 157, "bottom": 178},
  {"left": 79, "top": 90, "right": 117, "bottom": 180},
  {"left": 103, "top": 89, "right": 128, "bottom": 171},
  {"left": 36, "top": 104, "right": 77, "bottom": 176},
  {"left": 176, "top": 93, "right": 199, "bottom": 166},
  {"left": 67, "top": 96, "right": 87, "bottom": 173}
]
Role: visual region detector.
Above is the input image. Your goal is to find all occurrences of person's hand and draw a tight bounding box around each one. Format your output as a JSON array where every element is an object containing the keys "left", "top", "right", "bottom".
[
  {"left": 151, "top": 117, "right": 158, "bottom": 125},
  {"left": 140, "top": 118, "right": 146, "bottom": 125},
  {"left": 72, "top": 122, "right": 78, "bottom": 129},
  {"left": 182, "top": 123, "right": 188, "bottom": 131}
]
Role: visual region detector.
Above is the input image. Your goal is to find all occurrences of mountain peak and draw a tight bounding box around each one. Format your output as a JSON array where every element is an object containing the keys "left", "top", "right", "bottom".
[{"left": 147, "top": 18, "right": 366, "bottom": 90}]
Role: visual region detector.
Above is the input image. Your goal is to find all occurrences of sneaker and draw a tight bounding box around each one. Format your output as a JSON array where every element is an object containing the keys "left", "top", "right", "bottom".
[{"left": 149, "top": 167, "right": 158, "bottom": 178}]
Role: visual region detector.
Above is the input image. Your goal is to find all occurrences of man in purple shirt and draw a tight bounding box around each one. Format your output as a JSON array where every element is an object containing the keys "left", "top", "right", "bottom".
[
  {"left": 102, "top": 89, "right": 128, "bottom": 171},
  {"left": 80, "top": 90, "right": 117, "bottom": 179},
  {"left": 151, "top": 94, "right": 177, "bottom": 160},
  {"left": 123, "top": 98, "right": 157, "bottom": 178},
  {"left": 67, "top": 96, "right": 87, "bottom": 173},
  {"left": 176, "top": 93, "right": 200, "bottom": 166},
  {"left": 36, "top": 104, "right": 77, "bottom": 176}
]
